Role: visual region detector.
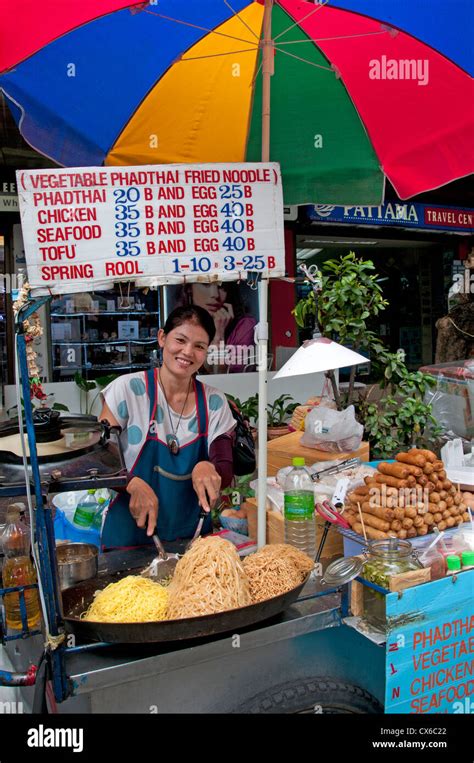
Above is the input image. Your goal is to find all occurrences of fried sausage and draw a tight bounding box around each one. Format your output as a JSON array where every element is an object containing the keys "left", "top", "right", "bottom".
[
  {"left": 378, "top": 462, "right": 409, "bottom": 480},
  {"left": 360, "top": 503, "right": 395, "bottom": 521},
  {"left": 359, "top": 512, "right": 390, "bottom": 532},
  {"left": 396, "top": 452, "right": 426, "bottom": 468},
  {"left": 411, "top": 449, "right": 437, "bottom": 463},
  {"left": 353, "top": 522, "right": 388, "bottom": 540},
  {"left": 374, "top": 473, "right": 409, "bottom": 489}
]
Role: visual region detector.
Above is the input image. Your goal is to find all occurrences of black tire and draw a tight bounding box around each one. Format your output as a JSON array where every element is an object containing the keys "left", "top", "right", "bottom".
[{"left": 237, "top": 677, "right": 383, "bottom": 714}]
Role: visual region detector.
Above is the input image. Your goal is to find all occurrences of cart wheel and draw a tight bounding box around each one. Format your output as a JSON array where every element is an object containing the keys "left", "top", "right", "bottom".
[{"left": 237, "top": 677, "right": 383, "bottom": 714}]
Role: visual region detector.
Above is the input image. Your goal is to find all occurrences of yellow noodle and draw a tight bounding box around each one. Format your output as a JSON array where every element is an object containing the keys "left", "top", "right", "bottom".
[
  {"left": 82, "top": 575, "right": 168, "bottom": 623},
  {"left": 166, "top": 536, "right": 251, "bottom": 620}
]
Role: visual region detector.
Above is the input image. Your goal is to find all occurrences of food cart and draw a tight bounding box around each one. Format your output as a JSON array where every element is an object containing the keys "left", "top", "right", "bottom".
[{"left": 1, "top": 161, "right": 473, "bottom": 717}]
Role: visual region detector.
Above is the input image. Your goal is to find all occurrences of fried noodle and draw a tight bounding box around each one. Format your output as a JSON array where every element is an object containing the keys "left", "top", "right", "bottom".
[
  {"left": 243, "top": 544, "right": 313, "bottom": 603},
  {"left": 82, "top": 575, "right": 169, "bottom": 622},
  {"left": 166, "top": 536, "right": 251, "bottom": 620}
]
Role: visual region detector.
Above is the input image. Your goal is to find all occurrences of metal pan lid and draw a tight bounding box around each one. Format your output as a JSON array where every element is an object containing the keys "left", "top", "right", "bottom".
[{"left": 322, "top": 556, "right": 364, "bottom": 587}]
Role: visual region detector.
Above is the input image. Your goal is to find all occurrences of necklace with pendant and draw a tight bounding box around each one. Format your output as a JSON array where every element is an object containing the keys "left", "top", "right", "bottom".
[{"left": 158, "top": 371, "right": 192, "bottom": 456}]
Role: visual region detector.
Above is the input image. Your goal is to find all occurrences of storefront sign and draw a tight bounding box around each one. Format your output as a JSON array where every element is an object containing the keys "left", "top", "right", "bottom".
[
  {"left": 17, "top": 163, "right": 285, "bottom": 295},
  {"left": 307, "top": 203, "right": 474, "bottom": 233},
  {"left": 0, "top": 194, "right": 18, "bottom": 211},
  {"left": 385, "top": 572, "right": 474, "bottom": 714}
]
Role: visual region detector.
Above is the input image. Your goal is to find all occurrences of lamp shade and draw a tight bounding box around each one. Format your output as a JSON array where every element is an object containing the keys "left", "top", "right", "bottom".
[{"left": 273, "top": 337, "right": 369, "bottom": 378}]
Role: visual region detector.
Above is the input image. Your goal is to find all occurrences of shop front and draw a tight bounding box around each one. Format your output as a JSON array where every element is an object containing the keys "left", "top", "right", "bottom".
[{"left": 287, "top": 201, "right": 474, "bottom": 372}]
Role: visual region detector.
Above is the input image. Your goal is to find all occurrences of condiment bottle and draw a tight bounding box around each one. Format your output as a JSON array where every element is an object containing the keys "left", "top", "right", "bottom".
[
  {"left": 461, "top": 550, "right": 474, "bottom": 571},
  {"left": 420, "top": 548, "right": 446, "bottom": 580},
  {"left": 446, "top": 555, "right": 461, "bottom": 576},
  {"left": 1, "top": 507, "right": 41, "bottom": 630}
]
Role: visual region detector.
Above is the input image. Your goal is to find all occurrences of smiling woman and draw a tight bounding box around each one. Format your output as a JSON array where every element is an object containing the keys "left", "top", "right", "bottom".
[{"left": 99, "top": 305, "right": 236, "bottom": 548}]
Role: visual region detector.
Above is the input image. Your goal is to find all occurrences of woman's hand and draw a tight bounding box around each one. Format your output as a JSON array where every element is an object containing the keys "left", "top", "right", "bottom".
[
  {"left": 212, "top": 303, "right": 234, "bottom": 342},
  {"left": 127, "top": 476, "right": 158, "bottom": 536},
  {"left": 192, "top": 462, "right": 222, "bottom": 513}
]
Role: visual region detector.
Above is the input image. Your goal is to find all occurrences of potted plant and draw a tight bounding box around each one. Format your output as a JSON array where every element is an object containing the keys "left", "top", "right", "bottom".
[
  {"left": 226, "top": 392, "right": 299, "bottom": 441},
  {"left": 266, "top": 394, "right": 300, "bottom": 440}
]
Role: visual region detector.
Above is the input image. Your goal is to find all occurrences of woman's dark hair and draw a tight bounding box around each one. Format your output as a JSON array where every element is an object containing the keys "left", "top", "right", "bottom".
[
  {"left": 163, "top": 305, "right": 216, "bottom": 343},
  {"left": 178, "top": 282, "right": 245, "bottom": 341}
]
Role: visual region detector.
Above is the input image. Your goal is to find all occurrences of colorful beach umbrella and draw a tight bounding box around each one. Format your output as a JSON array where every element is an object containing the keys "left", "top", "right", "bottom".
[{"left": 1, "top": 0, "right": 473, "bottom": 204}]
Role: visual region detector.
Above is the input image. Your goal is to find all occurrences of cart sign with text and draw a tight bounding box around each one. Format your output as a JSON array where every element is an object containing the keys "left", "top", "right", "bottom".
[
  {"left": 17, "top": 163, "right": 285, "bottom": 295},
  {"left": 385, "top": 572, "right": 474, "bottom": 714}
]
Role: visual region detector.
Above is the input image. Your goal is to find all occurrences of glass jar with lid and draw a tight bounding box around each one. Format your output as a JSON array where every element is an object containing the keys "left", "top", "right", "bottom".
[{"left": 362, "top": 538, "right": 422, "bottom": 632}]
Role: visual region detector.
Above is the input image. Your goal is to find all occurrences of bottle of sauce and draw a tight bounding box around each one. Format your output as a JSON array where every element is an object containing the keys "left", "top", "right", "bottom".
[{"left": 1, "top": 506, "right": 41, "bottom": 630}]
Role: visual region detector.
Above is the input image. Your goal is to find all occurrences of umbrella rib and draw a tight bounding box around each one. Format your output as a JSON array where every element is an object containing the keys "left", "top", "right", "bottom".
[
  {"left": 276, "top": 30, "right": 388, "bottom": 45},
  {"left": 142, "top": 8, "right": 258, "bottom": 47},
  {"left": 177, "top": 49, "right": 258, "bottom": 62},
  {"left": 277, "top": 46, "right": 334, "bottom": 73},
  {"left": 273, "top": 0, "right": 329, "bottom": 42},
  {"left": 223, "top": 0, "right": 260, "bottom": 40}
]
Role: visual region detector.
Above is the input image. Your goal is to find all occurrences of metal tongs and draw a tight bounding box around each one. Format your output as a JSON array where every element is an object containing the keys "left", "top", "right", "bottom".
[{"left": 311, "top": 457, "right": 360, "bottom": 482}]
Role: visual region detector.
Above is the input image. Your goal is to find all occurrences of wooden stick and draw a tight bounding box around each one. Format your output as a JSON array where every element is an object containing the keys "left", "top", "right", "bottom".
[{"left": 357, "top": 502, "right": 367, "bottom": 542}]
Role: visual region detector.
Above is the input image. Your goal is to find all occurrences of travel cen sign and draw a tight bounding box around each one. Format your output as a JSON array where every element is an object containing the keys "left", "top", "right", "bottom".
[
  {"left": 308, "top": 203, "right": 474, "bottom": 233},
  {"left": 17, "top": 163, "right": 285, "bottom": 295}
]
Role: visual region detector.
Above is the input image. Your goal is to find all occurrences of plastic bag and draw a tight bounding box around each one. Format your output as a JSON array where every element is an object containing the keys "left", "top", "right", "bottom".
[{"left": 300, "top": 404, "right": 363, "bottom": 453}]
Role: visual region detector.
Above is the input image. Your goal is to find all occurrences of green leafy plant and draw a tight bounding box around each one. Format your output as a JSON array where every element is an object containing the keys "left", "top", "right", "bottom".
[
  {"left": 75, "top": 373, "right": 118, "bottom": 415},
  {"left": 267, "top": 394, "right": 300, "bottom": 427},
  {"left": 226, "top": 392, "right": 299, "bottom": 428},
  {"left": 292, "top": 252, "right": 442, "bottom": 458},
  {"left": 51, "top": 402, "right": 69, "bottom": 412}
]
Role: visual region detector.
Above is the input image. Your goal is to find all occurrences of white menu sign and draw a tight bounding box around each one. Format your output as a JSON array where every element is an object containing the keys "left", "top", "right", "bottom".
[{"left": 17, "top": 163, "right": 285, "bottom": 295}]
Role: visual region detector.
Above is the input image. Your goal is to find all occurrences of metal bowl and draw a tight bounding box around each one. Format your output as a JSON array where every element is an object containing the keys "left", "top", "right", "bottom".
[{"left": 56, "top": 542, "right": 98, "bottom": 590}]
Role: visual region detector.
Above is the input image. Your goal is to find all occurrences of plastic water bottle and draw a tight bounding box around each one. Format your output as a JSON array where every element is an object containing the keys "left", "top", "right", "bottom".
[
  {"left": 73, "top": 490, "right": 99, "bottom": 528},
  {"left": 1, "top": 506, "right": 41, "bottom": 630},
  {"left": 284, "top": 457, "right": 316, "bottom": 557},
  {"left": 91, "top": 496, "right": 107, "bottom": 531}
]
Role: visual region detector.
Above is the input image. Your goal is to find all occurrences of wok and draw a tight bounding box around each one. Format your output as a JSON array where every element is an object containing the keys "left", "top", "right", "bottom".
[{"left": 61, "top": 568, "right": 309, "bottom": 644}]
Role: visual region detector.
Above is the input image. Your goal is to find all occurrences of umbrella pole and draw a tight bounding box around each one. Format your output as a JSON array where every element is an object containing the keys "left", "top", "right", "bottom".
[{"left": 257, "top": 0, "right": 273, "bottom": 548}]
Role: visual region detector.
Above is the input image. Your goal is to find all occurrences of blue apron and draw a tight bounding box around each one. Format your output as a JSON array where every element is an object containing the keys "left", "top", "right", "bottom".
[{"left": 101, "top": 369, "right": 212, "bottom": 549}]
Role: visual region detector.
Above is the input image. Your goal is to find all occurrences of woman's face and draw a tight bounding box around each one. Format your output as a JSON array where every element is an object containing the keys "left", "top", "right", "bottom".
[
  {"left": 158, "top": 321, "right": 209, "bottom": 378},
  {"left": 191, "top": 282, "right": 228, "bottom": 314}
]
